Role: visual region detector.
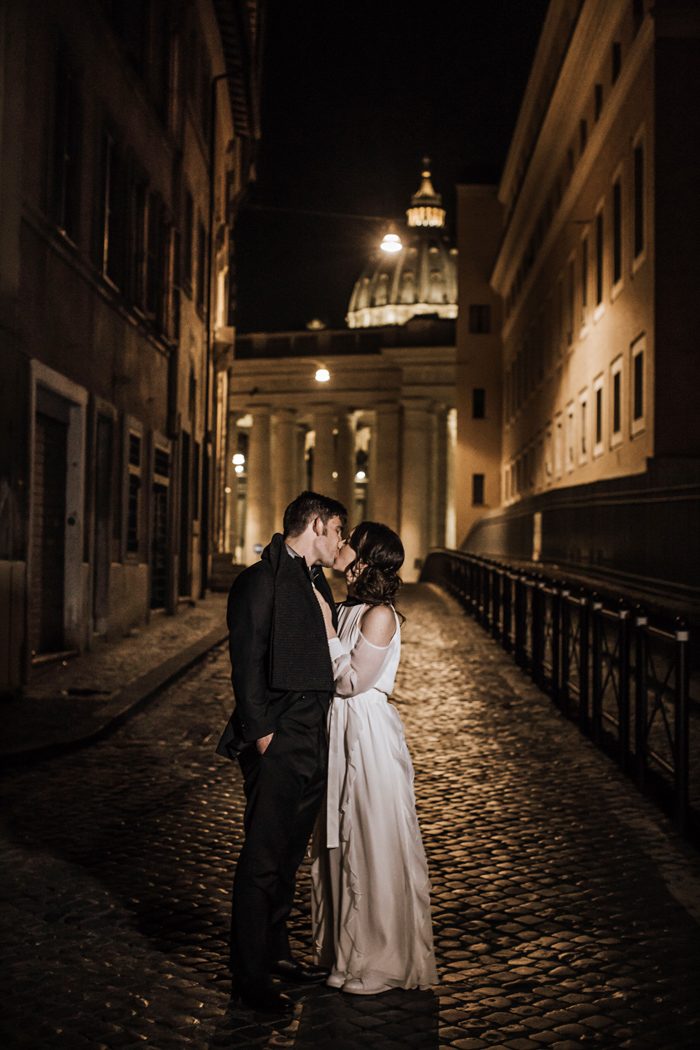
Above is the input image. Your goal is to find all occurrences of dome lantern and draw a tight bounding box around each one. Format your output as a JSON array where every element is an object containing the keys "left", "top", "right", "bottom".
[{"left": 406, "top": 157, "right": 446, "bottom": 229}]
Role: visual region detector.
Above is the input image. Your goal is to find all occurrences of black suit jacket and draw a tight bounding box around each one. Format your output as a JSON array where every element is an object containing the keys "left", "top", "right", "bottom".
[{"left": 215, "top": 535, "right": 337, "bottom": 760}]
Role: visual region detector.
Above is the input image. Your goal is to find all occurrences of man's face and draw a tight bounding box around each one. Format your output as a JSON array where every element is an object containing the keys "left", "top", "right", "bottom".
[{"left": 314, "top": 515, "right": 345, "bottom": 567}]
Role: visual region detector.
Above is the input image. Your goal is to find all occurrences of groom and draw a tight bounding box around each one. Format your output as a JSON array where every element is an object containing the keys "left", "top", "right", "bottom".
[{"left": 216, "top": 491, "right": 347, "bottom": 1014}]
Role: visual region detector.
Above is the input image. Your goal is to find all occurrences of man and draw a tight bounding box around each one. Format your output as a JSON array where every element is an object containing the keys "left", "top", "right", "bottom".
[{"left": 216, "top": 491, "right": 347, "bottom": 1014}]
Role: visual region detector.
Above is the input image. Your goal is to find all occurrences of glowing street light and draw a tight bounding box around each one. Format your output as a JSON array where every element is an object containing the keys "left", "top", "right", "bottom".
[
  {"left": 315, "top": 367, "right": 331, "bottom": 383},
  {"left": 380, "top": 225, "right": 403, "bottom": 253},
  {"left": 232, "top": 452, "right": 245, "bottom": 465},
  {"left": 355, "top": 470, "right": 366, "bottom": 481}
]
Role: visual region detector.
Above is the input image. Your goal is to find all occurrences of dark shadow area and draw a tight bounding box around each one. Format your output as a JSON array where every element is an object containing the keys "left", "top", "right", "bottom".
[{"left": 209, "top": 985, "right": 439, "bottom": 1049}]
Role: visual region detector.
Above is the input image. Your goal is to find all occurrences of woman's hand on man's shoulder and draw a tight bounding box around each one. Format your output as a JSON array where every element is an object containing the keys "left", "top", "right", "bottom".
[{"left": 361, "top": 604, "right": 396, "bottom": 646}]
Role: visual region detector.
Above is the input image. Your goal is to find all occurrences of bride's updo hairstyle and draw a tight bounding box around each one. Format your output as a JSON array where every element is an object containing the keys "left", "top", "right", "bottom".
[{"left": 348, "top": 521, "right": 404, "bottom": 607}]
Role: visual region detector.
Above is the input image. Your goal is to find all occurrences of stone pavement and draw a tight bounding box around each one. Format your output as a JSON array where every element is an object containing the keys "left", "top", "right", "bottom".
[
  {"left": 1, "top": 594, "right": 228, "bottom": 759},
  {"left": 1, "top": 583, "right": 700, "bottom": 1049}
]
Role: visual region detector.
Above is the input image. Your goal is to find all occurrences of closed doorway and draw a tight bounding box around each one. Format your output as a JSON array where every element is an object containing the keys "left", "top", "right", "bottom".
[{"left": 30, "top": 408, "right": 68, "bottom": 655}]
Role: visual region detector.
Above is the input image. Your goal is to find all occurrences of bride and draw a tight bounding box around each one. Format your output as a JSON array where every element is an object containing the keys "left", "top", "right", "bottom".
[{"left": 311, "top": 521, "right": 437, "bottom": 995}]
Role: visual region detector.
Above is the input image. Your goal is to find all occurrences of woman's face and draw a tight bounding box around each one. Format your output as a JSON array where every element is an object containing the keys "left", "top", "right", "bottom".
[{"left": 333, "top": 538, "right": 356, "bottom": 574}]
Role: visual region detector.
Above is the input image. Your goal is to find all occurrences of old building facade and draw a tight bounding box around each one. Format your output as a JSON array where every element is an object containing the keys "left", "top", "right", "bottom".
[
  {"left": 224, "top": 166, "right": 458, "bottom": 582},
  {"left": 226, "top": 321, "right": 456, "bottom": 582},
  {"left": 0, "top": 0, "right": 262, "bottom": 694},
  {"left": 456, "top": 0, "right": 700, "bottom": 603}
]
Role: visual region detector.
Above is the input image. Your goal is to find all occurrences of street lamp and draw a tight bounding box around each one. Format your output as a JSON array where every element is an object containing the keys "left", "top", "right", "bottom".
[
  {"left": 380, "top": 226, "right": 403, "bottom": 253},
  {"left": 315, "top": 367, "right": 331, "bottom": 383}
]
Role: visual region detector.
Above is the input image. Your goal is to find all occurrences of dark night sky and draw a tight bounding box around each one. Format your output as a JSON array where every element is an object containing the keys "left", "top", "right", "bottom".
[{"left": 235, "top": 0, "right": 549, "bottom": 333}]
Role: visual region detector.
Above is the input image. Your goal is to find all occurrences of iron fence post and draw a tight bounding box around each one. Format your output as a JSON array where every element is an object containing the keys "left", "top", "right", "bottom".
[
  {"left": 634, "top": 610, "right": 648, "bottom": 792},
  {"left": 674, "top": 620, "right": 690, "bottom": 834},
  {"left": 514, "top": 575, "right": 526, "bottom": 667},
  {"left": 591, "top": 598, "right": 603, "bottom": 745},
  {"left": 618, "top": 606, "right": 631, "bottom": 774},
  {"left": 578, "top": 594, "right": 590, "bottom": 733},
  {"left": 492, "top": 568, "right": 501, "bottom": 640},
  {"left": 532, "top": 581, "right": 544, "bottom": 689},
  {"left": 503, "top": 574, "right": 513, "bottom": 653},
  {"left": 551, "top": 585, "right": 562, "bottom": 706}
]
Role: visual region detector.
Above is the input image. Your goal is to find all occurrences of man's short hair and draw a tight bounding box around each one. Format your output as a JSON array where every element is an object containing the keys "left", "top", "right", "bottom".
[{"left": 283, "top": 491, "right": 347, "bottom": 538}]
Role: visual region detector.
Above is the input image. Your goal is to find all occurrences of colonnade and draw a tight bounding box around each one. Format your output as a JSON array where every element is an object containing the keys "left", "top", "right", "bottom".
[{"left": 233, "top": 401, "right": 455, "bottom": 581}]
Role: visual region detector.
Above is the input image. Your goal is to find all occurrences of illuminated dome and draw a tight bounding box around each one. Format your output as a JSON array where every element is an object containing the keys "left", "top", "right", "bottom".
[{"left": 347, "top": 161, "right": 458, "bottom": 329}]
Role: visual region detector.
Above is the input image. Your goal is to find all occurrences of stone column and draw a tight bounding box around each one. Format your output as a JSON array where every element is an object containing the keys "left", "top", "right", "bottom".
[
  {"left": 295, "top": 425, "right": 308, "bottom": 494},
  {"left": 400, "top": 400, "right": 432, "bottom": 582},
  {"left": 335, "top": 409, "right": 356, "bottom": 518},
  {"left": 244, "top": 405, "right": 273, "bottom": 564},
  {"left": 445, "top": 408, "right": 457, "bottom": 548},
  {"left": 369, "top": 403, "right": 400, "bottom": 530},
  {"left": 430, "top": 405, "right": 449, "bottom": 548},
  {"left": 272, "top": 407, "right": 297, "bottom": 527},
  {"left": 312, "top": 405, "right": 337, "bottom": 496}
]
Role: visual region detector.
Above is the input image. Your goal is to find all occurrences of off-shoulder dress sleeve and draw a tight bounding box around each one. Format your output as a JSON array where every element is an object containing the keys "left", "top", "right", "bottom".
[{"left": 327, "top": 623, "right": 395, "bottom": 697}]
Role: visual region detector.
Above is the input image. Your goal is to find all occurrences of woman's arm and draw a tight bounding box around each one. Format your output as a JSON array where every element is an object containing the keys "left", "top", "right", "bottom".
[{"left": 329, "top": 605, "right": 397, "bottom": 697}]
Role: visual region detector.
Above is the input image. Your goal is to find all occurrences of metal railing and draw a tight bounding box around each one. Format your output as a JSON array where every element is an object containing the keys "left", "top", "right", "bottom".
[{"left": 421, "top": 549, "right": 694, "bottom": 836}]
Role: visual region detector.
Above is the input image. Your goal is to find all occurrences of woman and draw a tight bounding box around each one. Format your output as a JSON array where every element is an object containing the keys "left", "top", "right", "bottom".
[{"left": 311, "top": 521, "right": 437, "bottom": 995}]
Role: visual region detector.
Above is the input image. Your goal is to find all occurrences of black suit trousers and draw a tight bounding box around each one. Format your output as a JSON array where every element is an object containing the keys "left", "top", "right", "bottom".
[{"left": 231, "top": 698, "right": 328, "bottom": 987}]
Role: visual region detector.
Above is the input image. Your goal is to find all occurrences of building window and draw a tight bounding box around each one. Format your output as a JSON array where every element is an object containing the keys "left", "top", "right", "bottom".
[
  {"left": 631, "top": 336, "right": 645, "bottom": 435},
  {"left": 472, "top": 388, "right": 486, "bottom": 419},
  {"left": 182, "top": 190, "right": 194, "bottom": 294},
  {"left": 554, "top": 413, "right": 563, "bottom": 478},
  {"left": 469, "top": 304, "right": 491, "bottom": 333},
  {"left": 196, "top": 220, "right": 207, "bottom": 314},
  {"left": 544, "top": 427, "right": 553, "bottom": 482},
  {"left": 566, "top": 402, "right": 575, "bottom": 472},
  {"left": 51, "top": 50, "right": 82, "bottom": 241},
  {"left": 611, "top": 356, "right": 623, "bottom": 445},
  {"left": 612, "top": 178, "right": 622, "bottom": 287},
  {"left": 612, "top": 41, "right": 622, "bottom": 84},
  {"left": 126, "top": 430, "right": 142, "bottom": 554},
  {"left": 594, "top": 83, "right": 603, "bottom": 121},
  {"left": 146, "top": 191, "right": 165, "bottom": 325},
  {"left": 131, "top": 178, "right": 148, "bottom": 309},
  {"left": 472, "top": 474, "right": 485, "bottom": 506},
  {"left": 581, "top": 235, "right": 589, "bottom": 312},
  {"left": 579, "top": 119, "right": 587, "bottom": 155},
  {"left": 579, "top": 391, "right": 588, "bottom": 464},
  {"left": 99, "top": 130, "right": 128, "bottom": 289},
  {"left": 566, "top": 258, "right": 575, "bottom": 345},
  {"left": 595, "top": 210, "right": 604, "bottom": 307},
  {"left": 633, "top": 138, "right": 645, "bottom": 259},
  {"left": 593, "top": 374, "right": 604, "bottom": 456}
]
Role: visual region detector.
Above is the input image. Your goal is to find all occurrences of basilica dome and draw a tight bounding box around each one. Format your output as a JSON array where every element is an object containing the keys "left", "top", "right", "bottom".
[{"left": 347, "top": 163, "right": 458, "bottom": 329}]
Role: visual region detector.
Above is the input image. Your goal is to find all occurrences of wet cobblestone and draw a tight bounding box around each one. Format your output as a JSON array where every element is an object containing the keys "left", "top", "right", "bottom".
[{"left": 1, "top": 583, "right": 699, "bottom": 1047}]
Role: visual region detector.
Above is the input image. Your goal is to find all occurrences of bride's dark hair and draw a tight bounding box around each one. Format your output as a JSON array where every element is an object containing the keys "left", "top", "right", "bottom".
[{"left": 348, "top": 521, "right": 404, "bottom": 608}]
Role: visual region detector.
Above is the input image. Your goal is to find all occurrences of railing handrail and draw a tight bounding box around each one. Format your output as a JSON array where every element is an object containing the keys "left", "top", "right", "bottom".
[{"left": 420, "top": 548, "right": 694, "bottom": 840}]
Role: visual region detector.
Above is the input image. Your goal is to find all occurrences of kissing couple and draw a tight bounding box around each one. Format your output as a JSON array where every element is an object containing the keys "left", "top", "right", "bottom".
[{"left": 216, "top": 490, "right": 437, "bottom": 1015}]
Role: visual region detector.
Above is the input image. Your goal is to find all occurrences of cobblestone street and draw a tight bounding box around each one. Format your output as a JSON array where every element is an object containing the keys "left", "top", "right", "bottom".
[{"left": 2, "top": 584, "right": 700, "bottom": 1049}]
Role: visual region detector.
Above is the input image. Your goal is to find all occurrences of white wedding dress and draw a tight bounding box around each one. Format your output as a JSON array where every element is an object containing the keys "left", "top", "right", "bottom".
[{"left": 311, "top": 601, "right": 437, "bottom": 990}]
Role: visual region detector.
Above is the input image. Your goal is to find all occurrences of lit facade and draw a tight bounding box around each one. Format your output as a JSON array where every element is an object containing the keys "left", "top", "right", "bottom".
[
  {"left": 226, "top": 322, "right": 456, "bottom": 583},
  {"left": 0, "top": 0, "right": 262, "bottom": 694},
  {"left": 456, "top": 0, "right": 700, "bottom": 601}
]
